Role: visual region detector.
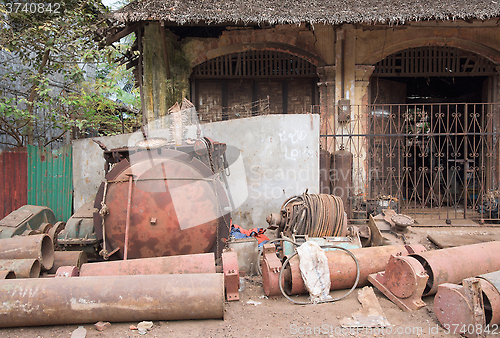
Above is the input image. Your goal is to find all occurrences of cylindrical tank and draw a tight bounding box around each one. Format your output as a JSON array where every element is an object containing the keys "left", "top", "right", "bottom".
[
  {"left": 331, "top": 146, "right": 353, "bottom": 216},
  {"left": 94, "top": 149, "right": 230, "bottom": 260},
  {"left": 319, "top": 149, "right": 331, "bottom": 194}
]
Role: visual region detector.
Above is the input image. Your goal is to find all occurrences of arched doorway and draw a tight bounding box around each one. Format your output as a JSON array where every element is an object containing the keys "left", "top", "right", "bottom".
[
  {"left": 367, "top": 46, "right": 500, "bottom": 221},
  {"left": 191, "top": 50, "right": 319, "bottom": 122}
]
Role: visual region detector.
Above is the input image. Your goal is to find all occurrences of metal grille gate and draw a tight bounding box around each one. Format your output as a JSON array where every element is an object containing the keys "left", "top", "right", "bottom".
[{"left": 321, "top": 103, "right": 500, "bottom": 222}]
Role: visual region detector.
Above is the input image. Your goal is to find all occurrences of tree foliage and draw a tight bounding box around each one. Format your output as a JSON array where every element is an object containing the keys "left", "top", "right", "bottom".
[{"left": 0, "top": 0, "right": 140, "bottom": 148}]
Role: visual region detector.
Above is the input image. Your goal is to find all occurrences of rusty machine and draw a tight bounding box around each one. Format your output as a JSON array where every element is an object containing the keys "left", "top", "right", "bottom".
[{"left": 57, "top": 102, "right": 232, "bottom": 260}]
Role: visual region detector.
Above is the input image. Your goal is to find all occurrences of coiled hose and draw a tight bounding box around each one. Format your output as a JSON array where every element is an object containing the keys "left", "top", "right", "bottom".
[{"left": 282, "top": 193, "right": 346, "bottom": 237}]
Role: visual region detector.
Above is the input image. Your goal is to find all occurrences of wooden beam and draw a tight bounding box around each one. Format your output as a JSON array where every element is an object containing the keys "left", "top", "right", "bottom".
[
  {"left": 159, "top": 21, "right": 171, "bottom": 79},
  {"left": 106, "top": 22, "right": 142, "bottom": 45}
]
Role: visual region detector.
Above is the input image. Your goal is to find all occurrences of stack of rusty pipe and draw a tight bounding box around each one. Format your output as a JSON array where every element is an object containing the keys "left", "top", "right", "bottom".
[
  {"left": 262, "top": 244, "right": 426, "bottom": 297},
  {"left": 368, "top": 241, "right": 500, "bottom": 312},
  {"left": 0, "top": 234, "right": 54, "bottom": 278},
  {"left": 0, "top": 252, "right": 227, "bottom": 327}
]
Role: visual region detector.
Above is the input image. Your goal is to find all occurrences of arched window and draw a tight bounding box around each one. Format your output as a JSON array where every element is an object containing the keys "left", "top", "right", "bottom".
[{"left": 191, "top": 50, "right": 318, "bottom": 121}]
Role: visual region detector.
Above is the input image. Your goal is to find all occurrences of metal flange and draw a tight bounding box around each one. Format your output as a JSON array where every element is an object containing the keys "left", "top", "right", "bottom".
[
  {"left": 261, "top": 243, "right": 282, "bottom": 298},
  {"left": 222, "top": 249, "right": 240, "bottom": 301}
]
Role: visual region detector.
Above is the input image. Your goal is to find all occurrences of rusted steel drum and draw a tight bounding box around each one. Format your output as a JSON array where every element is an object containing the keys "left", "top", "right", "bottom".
[
  {"left": 331, "top": 146, "right": 353, "bottom": 215},
  {"left": 0, "top": 259, "right": 40, "bottom": 278},
  {"left": 0, "top": 273, "right": 224, "bottom": 327},
  {"left": 285, "top": 244, "right": 425, "bottom": 295},
  {"left": 0, "top": 270, "right": 16, "bottom": 279},
  {"left": 0, "top": 234, "right": 54, "bottom": 270},
  {"left": 94, "top": 149, "right": 230, "bottom": 259},
  {"left": 319, "top": 149, "right": 331, "bottom": 194},
  {"left": 79, "top": 253, "right": 216, "bottom": 276},
  {"left": 411, "top": 241, "right": 500, "bottom": 296},
  {"left": 479, "top": 271, "right": 500, "bottom": 326},
  {"left": 47, "top": 251, "right": 87, "bottom": 274}
]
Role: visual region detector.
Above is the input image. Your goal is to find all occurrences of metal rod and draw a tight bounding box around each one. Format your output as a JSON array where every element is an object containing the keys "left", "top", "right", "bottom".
[{"left": 124, "top": 174, "right": 134, "bottom": 260}]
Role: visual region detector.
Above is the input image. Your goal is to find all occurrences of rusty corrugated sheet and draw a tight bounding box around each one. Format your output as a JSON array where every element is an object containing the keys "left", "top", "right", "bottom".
[
  {"left": 0, "top": 148, "right": 27, "bottom": 220},
  {"left": 27, "top": 145, "right": 72, "bottom": 222}
]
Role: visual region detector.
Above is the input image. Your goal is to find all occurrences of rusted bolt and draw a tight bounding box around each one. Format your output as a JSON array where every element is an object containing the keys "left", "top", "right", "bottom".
[{"left": 150, "top": 218, "right": 157, "bottom": 225}]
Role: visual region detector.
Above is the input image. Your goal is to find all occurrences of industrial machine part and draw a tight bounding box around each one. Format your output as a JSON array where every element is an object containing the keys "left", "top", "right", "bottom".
[
  {"left": 222, "top": 249, "right": 240, "bottom": 301},
  {"left": 47, "top": 251, "right": 87, "bottom": 275},
  {"left": 0, "top": 234, "right": 54, "bottom": 270},
  {"left": 262, "top": 243, "right": 283, "bottom": 297},
  {"left": 369, "top": 241, "right": 500, "bottom": 312},
  {"left": 331, "top": 146, "right": 352, "bottom": 214},
  {"left": 0, "top": 270, "right": 15, "bottom": 279},
  {"left": 0, "top": 259, "right": 40, "bottom": 278},
  {"left": 57, "top": 202, "right": 98, "bottom": 257},
  {"left": 60, "top": 138, "right": 230, "bottom": 260},
  {"left": 266, "top": 193, "right": 347, "bottom": 238},
  {"left": 281, "top": 244, "right": 425, "bottom": 297},
  {"left": 0, "top": 205, "right": 57, "bottom": 238},
  {"left": 80, "top": 253, "right": 215, "bottom": 276},
  {"left": 281, "top": 232, "right": 362, "bottom": 257},
  {"left": 0, "top": 273, "right": 224, "bottom": 327}
]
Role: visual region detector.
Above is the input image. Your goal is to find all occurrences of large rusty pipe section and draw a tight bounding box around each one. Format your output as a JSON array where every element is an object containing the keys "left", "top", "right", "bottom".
[
  {"left": 0, "top": 259, "right": 40, "bottom": 278},
  {"left": 435, "top": 270, "right": 500, "bottom": 332},
  {"left": 80, "top": 253, "right": 216, "bottom": 276},
  {"left": 0, "top": 234, "right": 54, "bottom": 270},
  {"left": 284, "top": 244, "right": 425, "bottom": 295},
  {"left": 411, "top": 241, "right": 500, "bottom": 296},
  {"left": 369, "top": 241, "right": 500, "bottom": 312},
  {"left": 0, "top": 273, "right": 224, "bottom": 327},
  {"left": 47, "top": 251, "right": 87, "bottom": 274}
]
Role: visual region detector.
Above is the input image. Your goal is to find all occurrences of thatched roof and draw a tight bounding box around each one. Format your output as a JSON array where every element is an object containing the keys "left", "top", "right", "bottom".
[{"left": 111, "top": 0, "right": 500, "bottom": 25}]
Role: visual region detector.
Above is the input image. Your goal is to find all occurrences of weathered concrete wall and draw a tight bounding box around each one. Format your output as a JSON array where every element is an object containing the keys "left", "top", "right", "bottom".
[{"left": 73, "top": 114, "right": 319, "bottom": 230}]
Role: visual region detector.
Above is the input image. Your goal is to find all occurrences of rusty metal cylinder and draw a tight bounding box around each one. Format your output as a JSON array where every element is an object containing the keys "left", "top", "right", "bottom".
[
  {"left": 285, "top": 244, "right": 425, "bottom": 295},
  {"left": 0, "top": 259, "right": 40, "bottom": 278},
  {"left": 411, "top": 241, "right": 500, "bottom": 296},
  {"left": 331, "top": 147, "right": 353, "bottom": 214},
  {"left": 80, "top": 253, "right": 216, "bottom": 277},
  {"left": 0, "top": 273, "right": 224, "bottom": 327},
  {"left": 0, "top": 234, "right": 54, "bottom": 270},
  {"left": 479, "top": 271, "right": 500, "bottom": 326},
  {"left": 0, "top": 270, "right": 16, "bottom": 279},
  {"left": 319, "top": 149, "right": 332, "bottom": 194},
  {"left": 47, "top": 251, "right": 87, "bottom": 274}
]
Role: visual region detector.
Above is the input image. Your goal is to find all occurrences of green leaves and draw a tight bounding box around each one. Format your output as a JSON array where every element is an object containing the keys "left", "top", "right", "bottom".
[{"left": 0, "top": 0, "right": 140, "bottom": 147}]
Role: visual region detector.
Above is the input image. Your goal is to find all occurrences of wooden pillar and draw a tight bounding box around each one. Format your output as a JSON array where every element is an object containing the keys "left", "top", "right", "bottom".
[{"left": 142, "top": 22, "right": 169, "bottom": 129}]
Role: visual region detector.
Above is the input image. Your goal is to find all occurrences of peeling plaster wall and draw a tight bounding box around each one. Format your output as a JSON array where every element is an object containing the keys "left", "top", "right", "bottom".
[{"left": 73, "top": 114, "right": 319, "bottom": 230}]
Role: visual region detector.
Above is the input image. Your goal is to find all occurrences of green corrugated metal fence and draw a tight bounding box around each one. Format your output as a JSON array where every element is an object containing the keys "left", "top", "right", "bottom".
[{"left": 27, "top": 145, "right": 73, "bottom": 222}]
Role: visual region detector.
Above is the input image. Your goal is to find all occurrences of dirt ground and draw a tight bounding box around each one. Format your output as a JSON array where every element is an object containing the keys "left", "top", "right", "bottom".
[{"left": 0, "top": 275, "right": 462, "bottom": 338}]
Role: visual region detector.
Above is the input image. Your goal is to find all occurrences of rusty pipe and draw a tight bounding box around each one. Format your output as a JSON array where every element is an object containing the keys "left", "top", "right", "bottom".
[
  {"left": 124, "top": 173, "right": 134, "bottom": 260},
  {"left": 0, "top": 234, "right": 54, "bottom": 270},
  {"left": 47, "top": 251, "right": 87, "bottom": 274},
  {"left": 284, "top": 244, "right": 425, "bottom": 295},
  {"left": 435, "top": 270, "right": 500, "bottom": 331},
  {"left": 0, "top": 259, "right": 40, "bottom": 278},
  {"left": 0, "top": 273, "right": 224, "bottom": 327},
  {"left": 368, "top": 241, "right": 500, "bottom": 312},
  {"left": 0, "top": 270, "right": 16, "bottom": 279},
  {"left": 411, "top": 241, "right": 500, "bottom": 296},
  {"left": 80, "top": 253, "right": 216, "bottom": 277}
]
